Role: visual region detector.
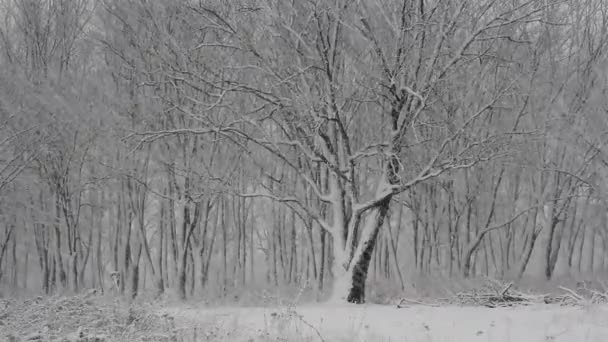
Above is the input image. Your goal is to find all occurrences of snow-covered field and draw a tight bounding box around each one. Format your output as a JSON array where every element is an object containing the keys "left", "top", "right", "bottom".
[{"left": 164, "top": 303, "right": 608, "bottom": 342}]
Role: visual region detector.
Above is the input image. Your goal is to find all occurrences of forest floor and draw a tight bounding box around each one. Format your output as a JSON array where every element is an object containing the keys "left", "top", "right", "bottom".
[
  {"left": 163, "top": 302, "right": 608, "bottom": 342},
  {"left": 2, "top": 292, "right": 608, "bottom": 342}
]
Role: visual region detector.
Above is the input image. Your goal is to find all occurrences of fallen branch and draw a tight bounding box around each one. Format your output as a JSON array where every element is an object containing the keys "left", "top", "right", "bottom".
[
  {"left": 558, "top": 286, "right": 585, "bottom": 302},
  {"left": 396, "top": 298, "right": 441, "bottom": 308}
]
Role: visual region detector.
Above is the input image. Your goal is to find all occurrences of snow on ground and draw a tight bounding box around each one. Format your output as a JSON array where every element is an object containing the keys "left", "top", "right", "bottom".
[{"left": 163, "top": 303, "right": 608, "bottom": 342}]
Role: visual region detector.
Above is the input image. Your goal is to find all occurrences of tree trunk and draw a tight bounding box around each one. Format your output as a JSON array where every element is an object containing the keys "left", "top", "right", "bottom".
[
  {"left": 54, "top": 224, "right": 67, "bottom": 289},
  {"left": 200, "top": 203, "right": 219, "bottom": 289},
  {"left": 544, "top": 215, "right": 560, "bottom": 279},
  {"left": 306, "top": 219, "right": 317, "bottom": 280},
  {"left": 250, "top": 210, "right": 255, "bottom": 284},
  {"left": 271, "top": 223, "right": 279, "bottom": 287},
  {"left": 11, "top": 230, "right": 17, "bottom": 289},
  {"left": 386, "top": 215, "right": 405, "bottom": 290},
  {"left": 130, "top": 245, "right": 142, "bottom": 300},
  {"left": 576, "top": 224, "right": 586, "bottom": 273},
  {"left": 589, "top": 227, "right": 596, "bottom": 273},
  {"left": 0, "top": 225, "right": 14, "bottom": 284},
  {"left": 288, "top": 211, "right": 296, "bottom": 284},
  {"left": 156, "top": 199, "right": 165, "bottom": 295},
  {"left": 221, "top": 198, "right": 228, "bottom": 297},
  {"left": 332, "top": 197, "right": 391, "bottom": 304},
  {"left": 178, "top": 201, "right": 201, "bottom": 300},
  {"left": 318, "top": 228, "right": 326, "bottom": 291},
  {"left": 517, "top": 225, "right": 541, "bottom": 280},
  {"left": 23, "top": 248, "right": 29, "bottom": 289}
]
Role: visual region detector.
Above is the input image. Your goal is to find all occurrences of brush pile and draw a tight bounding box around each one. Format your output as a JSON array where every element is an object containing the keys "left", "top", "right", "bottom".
[{"left": 397, "top": 279, "right": 608, "bottom": 308}]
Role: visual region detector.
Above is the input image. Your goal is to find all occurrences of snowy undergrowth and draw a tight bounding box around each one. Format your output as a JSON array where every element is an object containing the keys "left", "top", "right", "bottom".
[{"left": 0, "top": 293, "right": 176, "bottom": 342}]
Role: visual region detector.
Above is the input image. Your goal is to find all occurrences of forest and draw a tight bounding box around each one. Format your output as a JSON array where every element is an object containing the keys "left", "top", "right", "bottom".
[{"left": 1, "top": 0, "right": 608, "bottom": 308}]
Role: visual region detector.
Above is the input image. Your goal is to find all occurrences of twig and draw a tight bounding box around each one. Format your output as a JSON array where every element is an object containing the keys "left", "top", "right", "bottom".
[{"left": 295, "top": 314, "right": 327, "bottom": 342}]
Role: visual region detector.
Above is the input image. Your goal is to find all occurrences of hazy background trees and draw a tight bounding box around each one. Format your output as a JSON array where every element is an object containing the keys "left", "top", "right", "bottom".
[{"left": 1, "top": 0, "right": 608, "bottom": 304}]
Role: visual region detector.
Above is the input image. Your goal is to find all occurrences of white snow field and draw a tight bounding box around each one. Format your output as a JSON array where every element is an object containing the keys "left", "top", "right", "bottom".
[{"left": 163, "top": 303, "right": 608, "bottom": 342}]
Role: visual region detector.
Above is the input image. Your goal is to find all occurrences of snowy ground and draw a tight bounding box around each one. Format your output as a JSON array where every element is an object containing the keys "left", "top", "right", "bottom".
[{"left": 163, "top": 303, "right": 608, "bottom": 342}]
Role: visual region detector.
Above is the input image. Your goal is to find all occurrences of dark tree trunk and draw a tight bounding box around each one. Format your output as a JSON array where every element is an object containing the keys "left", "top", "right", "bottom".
[
  {"left": 130, "top": 245, "right": 142, "bottom": 299},
  {"left": 318, "top": 228, "right": 326, "bottom": 291},
  {"left": 344, "top": 197, "right": 391, "bottom": 304}
]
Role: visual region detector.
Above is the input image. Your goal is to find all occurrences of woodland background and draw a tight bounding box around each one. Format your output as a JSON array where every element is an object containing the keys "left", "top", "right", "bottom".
[{"left": 1, "top": 0, "right": 608, "bottom": 304}]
